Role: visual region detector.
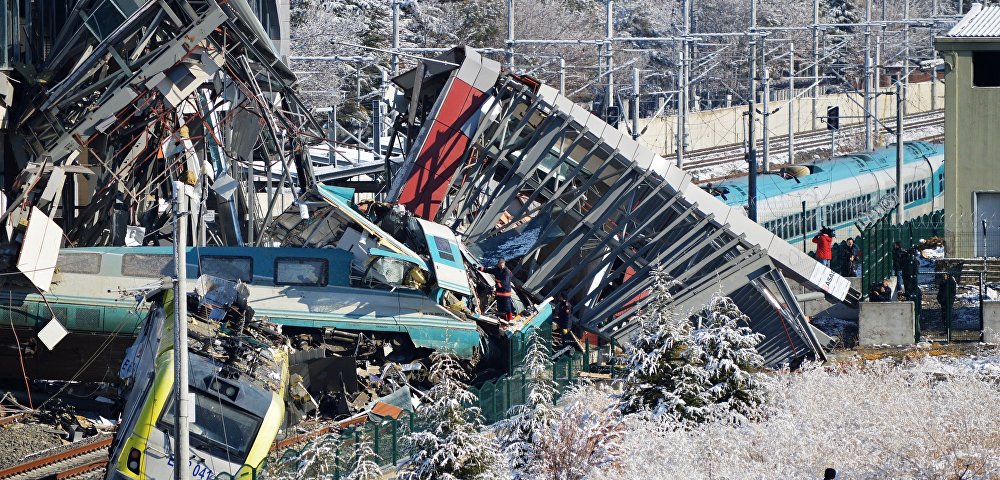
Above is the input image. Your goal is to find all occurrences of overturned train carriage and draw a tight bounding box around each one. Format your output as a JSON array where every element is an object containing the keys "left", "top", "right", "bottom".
[{"left": 386, "top": 47, "right": 856, "bottom": 366}]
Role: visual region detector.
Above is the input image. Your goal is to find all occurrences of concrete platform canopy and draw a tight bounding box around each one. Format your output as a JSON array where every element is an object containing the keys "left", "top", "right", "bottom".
[{"left": 385, "top": 47, "right": 860, "bottom": 366}]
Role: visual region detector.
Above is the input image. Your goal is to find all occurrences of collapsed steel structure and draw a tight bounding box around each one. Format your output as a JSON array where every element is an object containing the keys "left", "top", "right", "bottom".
[
  {"left": 0, "top": 0, "right": 318, "bottom": 281},
  {"left": 0, "top": 0, "right": 849, "bottom": 368},
  {"left": 386, "top": 48, "right": 859, "bottom": 366}
]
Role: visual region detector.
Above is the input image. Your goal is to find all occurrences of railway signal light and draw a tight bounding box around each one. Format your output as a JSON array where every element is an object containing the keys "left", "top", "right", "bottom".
[{"left": 827, "top": 106, "right": 840, "bottom": 130}]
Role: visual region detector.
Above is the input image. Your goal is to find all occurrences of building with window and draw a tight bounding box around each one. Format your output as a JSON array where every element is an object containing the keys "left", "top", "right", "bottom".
[{"left": 936, "top": 3, "right": 1000, "bottom": 257}]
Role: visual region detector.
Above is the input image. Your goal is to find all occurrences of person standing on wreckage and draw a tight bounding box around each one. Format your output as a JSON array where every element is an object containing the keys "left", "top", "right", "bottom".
[{"left": 481, "top": 259, "right": 515, "bottom": 322}]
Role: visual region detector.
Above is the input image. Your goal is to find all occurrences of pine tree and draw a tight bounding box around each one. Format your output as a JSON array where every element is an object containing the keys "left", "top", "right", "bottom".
[
  {"left": 618, "top": 267, "right": 713, "bottom": 422},
  {"left": 345, "top": 439, "right": 384, "bottom": 480},
  {"left": 493, "top": 330, "right": 559, "bottom": 479},
  {"left": 619, "top": 269, "right": 769, "bottom": 426},
  {"left": 690, "top": 296, "right": 768, "bottom": 424},
  {"left": 397, "top": 351, "right": 499, "bottom": 480}
]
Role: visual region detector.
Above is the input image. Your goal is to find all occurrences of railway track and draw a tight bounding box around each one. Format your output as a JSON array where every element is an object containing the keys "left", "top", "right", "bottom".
[
  {"left": 0, "top": 436, "right": 111, "bottom": 480},
  {"left": 680, "top": 109, "right": 945, "bottom": 172}
]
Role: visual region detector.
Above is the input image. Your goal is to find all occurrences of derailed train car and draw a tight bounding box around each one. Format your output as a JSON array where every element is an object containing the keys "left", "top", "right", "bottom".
[{"left": 107, "top": 277, "right": 288, "bottom": 480}]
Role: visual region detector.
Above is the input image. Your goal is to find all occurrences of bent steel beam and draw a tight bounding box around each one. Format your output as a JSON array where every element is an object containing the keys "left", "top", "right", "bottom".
[{"left": 389, "top": 49, "right": 859, "bottom": 365}]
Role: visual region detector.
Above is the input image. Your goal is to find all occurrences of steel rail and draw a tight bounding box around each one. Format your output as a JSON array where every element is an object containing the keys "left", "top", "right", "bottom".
[{"left": 0, "top": 437, "right": 112, "bottom": 480}]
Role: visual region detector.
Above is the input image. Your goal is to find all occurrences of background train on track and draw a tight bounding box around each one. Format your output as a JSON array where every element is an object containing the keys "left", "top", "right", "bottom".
[{"left": 704, "top": 141, "right": 945, "bottom": 251}]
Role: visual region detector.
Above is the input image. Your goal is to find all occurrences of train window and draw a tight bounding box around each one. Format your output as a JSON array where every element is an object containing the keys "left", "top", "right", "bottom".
[
  {"left": 201, "top": 256, "right": 252, "bottom": 283},
  {"left": 122, "top": 254, "right": 174, "bottom": 278},
  {"left": 57, "top": 253, "right": 102, "bottom": 274},
  {"left": 973, "top": 51, "right": 1000, "bottom": 87},
  {"left": 275, "top": 257, "right": 328, "bottom": 286},
  {"left": 432, "top": 236, "right": 457, "bottom": 262},
  {"left": 160, "top": 392, "right": 261, "bottom": 461}
]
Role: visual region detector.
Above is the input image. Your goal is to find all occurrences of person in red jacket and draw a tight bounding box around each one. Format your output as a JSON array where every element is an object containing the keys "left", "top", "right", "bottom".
[{"left": 812, "top": 227, "right": 834, "bottom": 267}]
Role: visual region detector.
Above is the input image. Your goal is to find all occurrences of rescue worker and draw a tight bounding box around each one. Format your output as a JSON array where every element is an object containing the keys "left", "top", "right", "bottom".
[
  {"left": 937, "top": 272, "right": 958, "bottom": 333},
  {"left": 556, "top": 292, "right": 573, "bottom": 337},
  {"left": 892, "top": 241, "right": 906, "bottom": 295},
  {"left": 482, "top": 259, "right": 515, "bottom": 321},
  {"left": 902, "top": 248, "right": 921, "bottom": 299}
]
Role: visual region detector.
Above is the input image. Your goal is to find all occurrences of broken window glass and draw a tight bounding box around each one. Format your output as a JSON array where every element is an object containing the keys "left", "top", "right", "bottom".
[
  {"left": 363, "top": 257, "right": 423, "bottom": 290},
  {"left": 201, "top": 256, "right": 253, "bottom": 283},
  {"left": 56, "top": 252, "right": 102, "bottom": 274},
  {"left": 122, "top": 254, "right": 174, "bottom": 278},
  {"left": 274, "top": 258, "right": 327, "bottom": 286}
]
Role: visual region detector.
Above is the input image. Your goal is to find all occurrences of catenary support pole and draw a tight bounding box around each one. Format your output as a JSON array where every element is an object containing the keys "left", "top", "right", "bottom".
[
  {"left": 931, "top": 0, "right": 938, "bottom": 110},
  {"left": 173, "top": 181, "right": 190, "bottom": 480},
  {"left": 812, "top": 0, "right": 819, "bottom": 130},
  {"left": 559, "top": 57, "right": 566, "bottom": 94},
  {"left": 788, "top": 42, "right": 796, "bottom": 164},
  {"left": 391, "top": 0, "right": 399, "bottom": 75},
  {"left": 605, "top": 0, "right": 615, "bottom": 111},
  {"left": 682, "top": 0, "right": 690, "bottom": 154},
  {"left": 903, "top": 0, "right": 910, "bottom": 116},
  {"left": 762, "top": 68, "right": 770, "bottom": 172},
  {"left": 873, "top": 25, "right": 882, "bottom": 147},
  {"left": 677, "top": 41, "right": 685, "bottom": 167},
  {"left": 864, "top": 0, "right": 873, "bottom": 150},
  {"left": 896, "top": 82, "right": 904, "bottom": 225},
  {"left": 631, "top": 67, "right": 640, "bottom": 140},
  {"left": 747, "top": 0, "right": 758, "bottom": 222}
]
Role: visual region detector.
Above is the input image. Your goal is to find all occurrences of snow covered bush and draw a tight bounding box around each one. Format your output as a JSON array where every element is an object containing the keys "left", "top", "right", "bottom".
[
  {"left": 619, "top": 268, "right": 767, "bottom": 425},
  {"left": 603, "top": 353, "right": 1000, "bottom": 479},
  {"left": 345, "top": 439, "right": 383, "bottom": 480},
  {"left": 618, "top": 267, "right": 703, "bottom": 420},
  {"left": 689, "top": 296, "right": 767, "bottom": 424},
  {"left": 397, "top": 351, "right": 499, "bottom": 480},
  {"left": 493, "top": 330, "right": 560, "bottom": 479},
  {"left": 262, "top": 431, "right": 342, "bottom": 479},
  {"left": 532, "top": 384, "right": 625, "bottom": 480}
]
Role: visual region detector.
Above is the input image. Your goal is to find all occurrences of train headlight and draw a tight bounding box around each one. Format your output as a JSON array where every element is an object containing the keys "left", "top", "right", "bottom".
[{"left": 127, "top": 448, "right": 142, "bottom": 474}]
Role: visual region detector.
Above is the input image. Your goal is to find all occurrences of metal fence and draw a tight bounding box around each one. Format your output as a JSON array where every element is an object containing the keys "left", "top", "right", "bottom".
[{"left": 854, "top": 211, "right": 944, "bottom": 290}]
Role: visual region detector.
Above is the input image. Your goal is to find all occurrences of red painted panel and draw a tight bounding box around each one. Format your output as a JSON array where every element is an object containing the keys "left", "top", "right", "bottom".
[
  {"left": 397, "top": 77, "right": 490, "bottom": 220},
  {"left": 399, "top": 123, "right": 471, "bottom": 219}
]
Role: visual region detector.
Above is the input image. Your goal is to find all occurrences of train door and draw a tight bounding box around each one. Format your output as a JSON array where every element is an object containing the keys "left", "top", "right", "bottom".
[{"left": 974, "top": 192, "right": 1000, "bottom": 257}]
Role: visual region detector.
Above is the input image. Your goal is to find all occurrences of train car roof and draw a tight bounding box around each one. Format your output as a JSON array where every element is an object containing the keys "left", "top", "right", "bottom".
[{"left": 706, "top": 141, "right": 944, "bottom": 206}]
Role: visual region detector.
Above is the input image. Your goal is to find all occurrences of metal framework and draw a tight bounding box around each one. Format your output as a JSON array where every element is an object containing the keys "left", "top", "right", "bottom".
[
  {"left": 387, "top": 50, "right": 851, "bottom": 365},
  {"left": 0, "top": 0, "right": 320, "bottom": 264}
]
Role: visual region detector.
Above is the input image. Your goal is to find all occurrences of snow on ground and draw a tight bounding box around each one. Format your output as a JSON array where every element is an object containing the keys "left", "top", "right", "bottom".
[
  {"left": 811, "top": 315, "right": 857, "bottom": 345},
  {"left": 597, "top": 352, "right": 1000, "bottom": 479}
]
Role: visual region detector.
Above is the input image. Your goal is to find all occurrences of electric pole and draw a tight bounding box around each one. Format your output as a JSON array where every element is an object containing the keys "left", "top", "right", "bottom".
[
  {"left": 748, "top": 0, "right": 758, "bottom": 222},
  {"left": 506, "top": 0, "right": 514, "bottom": 67},
  {"left": 173, "top": 181, "right": 190, "bottom": 480},
  {"left": 864, "top": 0, "right": 873, "bottom": 150},
  {"left": 762, "top": 67, "right": 770, "bottom": 172},
  {"left": 896, "top": 82, "right": 905, "bottom": 225},
  {"left": 391, "top": 0, "right": 400, "bottom": 75},
  {"left": 631, "top": 67, "right": 640, "bottom": 140},
  {"left": 605, "top": 0, "right": 615, "bottom": 114},
  {"left": 788, "top": 42, "right": 796, "bottom": 164},
  {"left": 812, "top": 0, "right": 819, "bottom": 131}
]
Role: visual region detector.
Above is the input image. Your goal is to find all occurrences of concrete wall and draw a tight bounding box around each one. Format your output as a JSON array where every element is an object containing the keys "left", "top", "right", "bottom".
[
  {"left": 632, "top": 81, "right": 943, "bottom": 157},
  {"left": 984, "top": 300, "right": 1000, "bottom": 343},
  {"left": 858, "top": 301, "right": 916, "bottom": 346},
  {"left": 938, "top": 39, "right": 1000, "bottom": 258}
]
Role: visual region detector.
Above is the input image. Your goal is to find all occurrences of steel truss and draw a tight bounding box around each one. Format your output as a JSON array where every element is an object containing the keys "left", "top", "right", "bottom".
[{"left": 393, "top": 56, "right": 846, "bottom": 365}]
